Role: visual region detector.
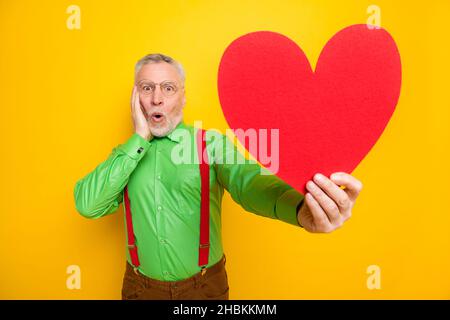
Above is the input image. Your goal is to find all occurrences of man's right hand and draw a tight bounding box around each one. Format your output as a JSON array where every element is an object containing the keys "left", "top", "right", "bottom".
[{"left": 131, "top": 85, "right": 152, "bottom": 141}]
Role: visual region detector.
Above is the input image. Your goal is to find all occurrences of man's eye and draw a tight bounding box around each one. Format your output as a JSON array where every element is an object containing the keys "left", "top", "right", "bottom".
[
  {"left": 164, "top": 86, "right": 174, "bottom": 91},
  {"left": 143, "top": 86, "right": 152, "bottom": 91}
]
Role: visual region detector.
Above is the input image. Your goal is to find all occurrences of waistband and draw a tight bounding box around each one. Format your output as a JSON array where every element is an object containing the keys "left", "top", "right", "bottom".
[{"left": 126, "top": 254, "right": 227, "bottom": 291}]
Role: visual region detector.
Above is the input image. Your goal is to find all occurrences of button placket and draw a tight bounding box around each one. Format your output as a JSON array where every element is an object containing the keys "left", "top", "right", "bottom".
[{"left": 154, "top": 142, "right": 166, "bottom": 276}]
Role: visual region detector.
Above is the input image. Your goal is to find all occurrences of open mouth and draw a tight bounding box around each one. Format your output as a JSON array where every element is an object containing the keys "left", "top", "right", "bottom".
[{"left": 149, "top": 112, "right": 164, "bottom": 123}]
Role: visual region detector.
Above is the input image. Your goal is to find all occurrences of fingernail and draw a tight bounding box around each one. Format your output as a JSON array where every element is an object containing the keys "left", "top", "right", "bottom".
[{"left": 314, "top": 173, "right": 324, "bottom": 182}]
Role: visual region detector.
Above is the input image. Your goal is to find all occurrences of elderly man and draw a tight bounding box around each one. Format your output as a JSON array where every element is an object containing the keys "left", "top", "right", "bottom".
[{"left": 74, "top": 53, "right": 363, "bottom": 300}]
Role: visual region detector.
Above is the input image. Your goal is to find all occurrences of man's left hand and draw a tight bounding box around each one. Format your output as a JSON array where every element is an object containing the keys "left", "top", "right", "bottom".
[{"left": 297, "top": 172, "right": 363, "bottom": 233}]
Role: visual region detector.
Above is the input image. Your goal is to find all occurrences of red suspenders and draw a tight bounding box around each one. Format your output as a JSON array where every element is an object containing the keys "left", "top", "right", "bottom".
[
  {"left": 124, "top": 128, "right": 210, "bottom": 274},
  {"left": 197, "top": 128, "right": 210, "bottom": 271},
  {"left": 124, "top": 186, "right": 140, "bottom": 268}
]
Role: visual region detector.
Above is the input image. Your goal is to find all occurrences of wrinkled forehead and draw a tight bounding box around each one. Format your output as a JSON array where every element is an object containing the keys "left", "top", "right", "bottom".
[{"left": 136, "top": 62, "right": 182, "bottom": 84}]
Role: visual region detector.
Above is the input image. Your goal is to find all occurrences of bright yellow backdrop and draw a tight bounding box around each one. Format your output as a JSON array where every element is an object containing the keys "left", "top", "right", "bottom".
[{"left": 0, "top": 0, "right": 449, "bottom": 299}]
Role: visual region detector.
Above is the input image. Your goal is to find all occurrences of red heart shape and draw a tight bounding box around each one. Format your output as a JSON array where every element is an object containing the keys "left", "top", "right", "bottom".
[{"left": 218, "top": 24, "right": 401, "bottom": 194}]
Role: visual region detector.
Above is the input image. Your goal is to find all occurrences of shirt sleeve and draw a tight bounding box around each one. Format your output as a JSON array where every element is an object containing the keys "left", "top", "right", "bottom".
[
  {"left": 73, "top": 133, "right": 151, "bottom": 219},
  {"left": 211, "top": 131, "right": 304, "bottom": 228}
]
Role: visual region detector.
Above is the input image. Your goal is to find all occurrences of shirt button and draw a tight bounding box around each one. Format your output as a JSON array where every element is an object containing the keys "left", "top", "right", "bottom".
[
  {"left": 157, "top": 174, "right": 161, "bottom": 180},
  {"left": 163, "top": 271, "right": 169, "bottom": 275},
  {"left": 157, "top": 205, "right": 162, "bottom": 211},
  {"left": 160, "top": 239, "right": 166, "bottom": 244},
  {"left": 137, "top": 147, "right": 144, "bottom": 154}
]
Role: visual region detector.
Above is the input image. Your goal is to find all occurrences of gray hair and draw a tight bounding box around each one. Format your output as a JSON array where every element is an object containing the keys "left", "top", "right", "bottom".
[{"left": 134, "top": 53, "right": 185, "bottom": 86}]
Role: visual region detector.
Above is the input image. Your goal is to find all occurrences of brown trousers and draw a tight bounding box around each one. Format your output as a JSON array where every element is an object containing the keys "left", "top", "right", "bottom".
[{"left": 121, "top": 254, "right": 229, "bottom": 300}]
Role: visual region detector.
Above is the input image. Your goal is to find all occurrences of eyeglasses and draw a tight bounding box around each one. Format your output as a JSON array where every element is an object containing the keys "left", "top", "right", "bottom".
[{"left": 137, "top": 81, "right": 182, "bottom": 98}]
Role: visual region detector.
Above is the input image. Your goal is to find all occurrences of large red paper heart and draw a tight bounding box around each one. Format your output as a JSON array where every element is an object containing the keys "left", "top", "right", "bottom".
[{"left": 217, "top": 24, "right": 401, "bottom": 194}]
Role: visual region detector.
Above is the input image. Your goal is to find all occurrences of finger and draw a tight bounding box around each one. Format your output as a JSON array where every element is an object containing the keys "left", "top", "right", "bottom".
[
  {"left": 134, "top": 87, "right": 147, "bottom": 119},
  {"left": 306, "top": 180, "right": 341, "bottom": 225},
  {"left": 131, "top": 85, "right": 136, "bottom": 115},
  {"left": 134, "top": 86, "right": 140, "bottom": 109},
  {"left": 304, "top": 192, "right": 332, "bottom": 232},
  {"left": 330, "top": 172, "right": 363, "bottom": 202},
  {"left": 313, "top": 173, "right": 351, "bottom": 213}
]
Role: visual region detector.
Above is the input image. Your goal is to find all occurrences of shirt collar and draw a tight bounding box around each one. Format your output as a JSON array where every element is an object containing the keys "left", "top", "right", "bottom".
[{"left": 166, "top": 120, "right": 189, "bottom": 143}]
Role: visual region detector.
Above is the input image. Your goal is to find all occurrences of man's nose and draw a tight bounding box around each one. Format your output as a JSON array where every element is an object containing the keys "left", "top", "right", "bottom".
[{"left": 151, "top": 86, "right": 164, "bottom": 106}]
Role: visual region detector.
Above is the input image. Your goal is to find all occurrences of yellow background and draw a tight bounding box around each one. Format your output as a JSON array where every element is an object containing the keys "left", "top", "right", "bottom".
[{"left": 0, "top": 0, "right": 449, "bottom": 299}]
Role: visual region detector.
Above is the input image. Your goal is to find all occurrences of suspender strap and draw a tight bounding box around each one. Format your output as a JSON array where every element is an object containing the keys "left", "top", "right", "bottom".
[
  {"left": 124, "top": 127, "right": 211, "bottom": 271},
  {"left": 124, "top": 186, "right": 140, "bottom": 268},
  {"left": 197, "top": 128, "right": 210, "bottom": 267}
]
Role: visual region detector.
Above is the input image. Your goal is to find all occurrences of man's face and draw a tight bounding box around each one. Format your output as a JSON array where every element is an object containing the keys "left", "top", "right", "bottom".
[{"left": 135, "top": 62, "right": 186, "bottom": 137}]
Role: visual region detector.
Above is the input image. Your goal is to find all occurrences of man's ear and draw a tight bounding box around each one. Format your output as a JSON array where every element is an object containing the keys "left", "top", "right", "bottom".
[{"left": 182, "top": 93, "right": 186, "bottom": 108}]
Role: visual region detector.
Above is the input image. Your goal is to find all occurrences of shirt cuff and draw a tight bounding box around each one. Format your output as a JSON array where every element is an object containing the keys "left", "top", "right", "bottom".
[
  {"left": 117, "top": 133, "right": 152, "bottom": 160},
  {"left": 275, "top": 188, "right": 304, "bottom": 228}
]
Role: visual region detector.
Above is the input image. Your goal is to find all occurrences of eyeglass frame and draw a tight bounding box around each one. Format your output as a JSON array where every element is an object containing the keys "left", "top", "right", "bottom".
[{"left": 136, "top": 80, "right": 184, "bottom": 98}]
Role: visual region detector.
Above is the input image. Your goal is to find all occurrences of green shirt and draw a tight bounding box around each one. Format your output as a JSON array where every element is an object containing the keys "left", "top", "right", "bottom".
[{"left": 74, "top": 121, "right": 304, "bottom": 281}]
